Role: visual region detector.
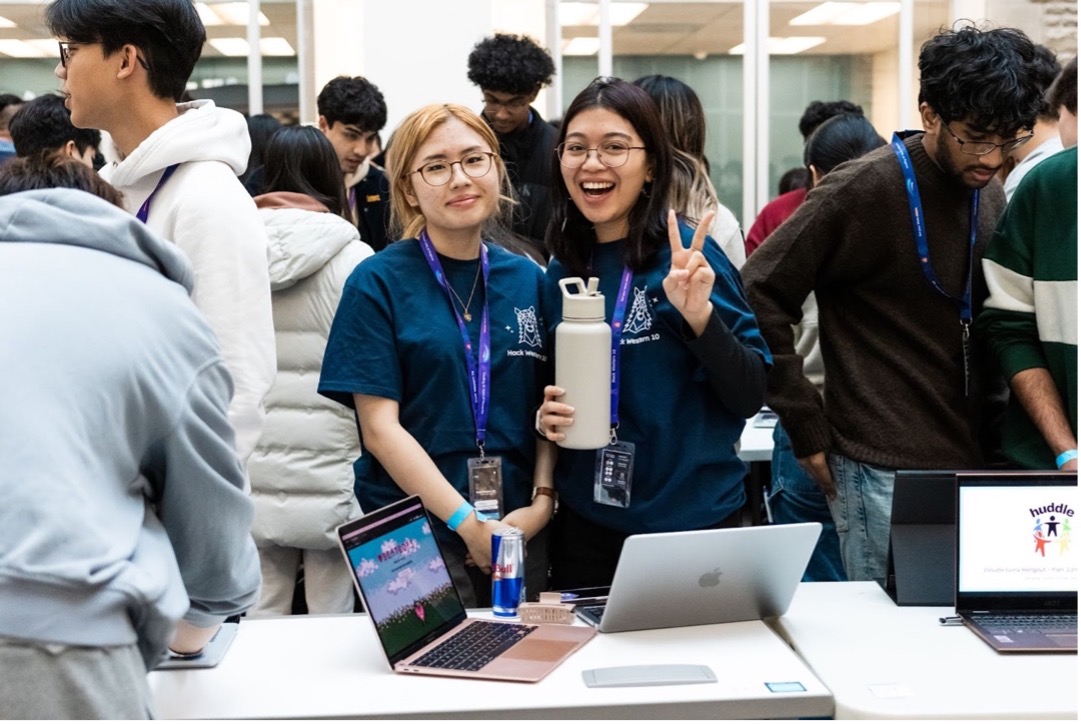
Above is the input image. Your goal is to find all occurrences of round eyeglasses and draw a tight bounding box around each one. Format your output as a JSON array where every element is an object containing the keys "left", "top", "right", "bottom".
[
  {"left": 408, "top": 152, "right": 495, "bottom": 186},
  {"left": 556, "top": 141, "right": 646, "bottom": 169},
  {"left": 941, "top": 119, "right": 1034, "bottom": 156}
]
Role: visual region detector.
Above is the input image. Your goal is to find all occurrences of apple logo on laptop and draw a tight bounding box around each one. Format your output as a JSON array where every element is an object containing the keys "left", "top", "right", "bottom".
[{"left": 698, "top": 568, "right": 722, "bottom": 588}]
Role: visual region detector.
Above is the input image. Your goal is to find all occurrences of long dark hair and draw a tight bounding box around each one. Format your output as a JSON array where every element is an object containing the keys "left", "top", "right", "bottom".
[
  {"left": 546, "top": 77, "right": 673, "bottom": 278},
  {"left": 262, "top": 125, "right": 348, "bottom": 217},
  {"left": 803, "top": 113, "right": 885, "bottom": 177}
]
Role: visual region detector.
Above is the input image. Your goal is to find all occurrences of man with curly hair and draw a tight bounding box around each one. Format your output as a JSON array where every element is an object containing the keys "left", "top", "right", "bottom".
[
  {"left": 743, "top": 25, "right": 1044, "bottom": 583},
  {"left": 317, "top": 75, "right": 391, "bottom": 251},
  {"left": 467, "top": 33, "right": 557, "bottom": 259}
]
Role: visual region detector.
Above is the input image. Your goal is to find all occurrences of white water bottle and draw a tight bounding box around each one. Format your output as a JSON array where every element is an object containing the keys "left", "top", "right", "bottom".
[{"left": 555, "top": 277, "right": 612, "bottom": 450}]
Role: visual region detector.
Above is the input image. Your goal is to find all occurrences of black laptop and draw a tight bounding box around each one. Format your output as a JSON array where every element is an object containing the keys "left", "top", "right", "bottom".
[{"left": 954, "top": 471, "right": 1077, "bottom": 653}]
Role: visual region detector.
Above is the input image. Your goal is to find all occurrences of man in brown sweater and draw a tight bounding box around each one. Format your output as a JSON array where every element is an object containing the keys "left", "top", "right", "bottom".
[{"left": 743, "top": 25, "right": 1044, "bottom": 582}]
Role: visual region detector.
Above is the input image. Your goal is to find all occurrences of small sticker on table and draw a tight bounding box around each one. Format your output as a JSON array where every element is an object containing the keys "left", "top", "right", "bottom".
[{"left": 766, "top": 681, "right": 806, "bottom": 693}]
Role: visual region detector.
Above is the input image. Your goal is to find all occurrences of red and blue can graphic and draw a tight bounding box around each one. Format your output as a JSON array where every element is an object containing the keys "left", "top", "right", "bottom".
[{"left": 491, "top": 527, "right": 525, "bottom": 617}]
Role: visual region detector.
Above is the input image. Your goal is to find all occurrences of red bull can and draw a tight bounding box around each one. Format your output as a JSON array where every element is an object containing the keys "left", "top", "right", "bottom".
[{"left": 491, "top": 527, "right": 525, "bottom": 617}]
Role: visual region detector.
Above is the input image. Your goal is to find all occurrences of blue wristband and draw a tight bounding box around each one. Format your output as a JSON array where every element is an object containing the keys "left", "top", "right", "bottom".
[
  {"left": 446, "top": 501, "right": 474, "bottom": 532},
  {"left": 1055, "top": 449, "right": 1078, "bottom": 468}
]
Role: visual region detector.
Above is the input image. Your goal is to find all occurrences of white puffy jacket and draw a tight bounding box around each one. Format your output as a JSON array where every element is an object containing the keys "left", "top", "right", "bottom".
[{"left": 248, "top": 192, "right": 374, "bottom": 549}]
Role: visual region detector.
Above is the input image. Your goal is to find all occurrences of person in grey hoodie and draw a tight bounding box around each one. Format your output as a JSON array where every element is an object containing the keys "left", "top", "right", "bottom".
[{"left": 0, "top": 154, "right": 261, "bottom": 719}]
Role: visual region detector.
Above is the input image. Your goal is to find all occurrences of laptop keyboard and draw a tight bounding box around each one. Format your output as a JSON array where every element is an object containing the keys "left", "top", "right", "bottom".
[
  {"left": 412, "top": 620, "right": 536, "bottom": 671},
  {"left": 971, "top": 614, "right": 1077, "bottom": 635}
]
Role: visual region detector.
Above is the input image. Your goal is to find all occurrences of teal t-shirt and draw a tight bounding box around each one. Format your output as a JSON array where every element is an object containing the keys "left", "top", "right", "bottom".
[
  {"left": 543, "top": 227, "right": 770, "bottom": 534},
  {"left": 319, "top": 240, "right": 549, "bottom": 551}
]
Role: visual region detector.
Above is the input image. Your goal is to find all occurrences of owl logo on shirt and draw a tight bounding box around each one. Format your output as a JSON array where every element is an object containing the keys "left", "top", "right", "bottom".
[
  {"left": 515, "top": 306, "right": 542, "bottom": 348},
  {"left": 624, "top": 286, "right": 653, "bottom": 335}
]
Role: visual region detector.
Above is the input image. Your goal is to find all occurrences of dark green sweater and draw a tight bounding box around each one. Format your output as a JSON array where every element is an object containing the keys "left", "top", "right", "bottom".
[
  {"left": 743, "top": 134, "right": 1006, "bottom": 469},
  {"left": 977, "top": 147, "right": 1078, "bottom": 469}
]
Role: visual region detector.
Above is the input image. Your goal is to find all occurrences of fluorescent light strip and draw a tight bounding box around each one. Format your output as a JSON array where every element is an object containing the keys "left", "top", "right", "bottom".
[
  {"left": 790, "top": 2, "right": 900, "bottom": 26},
  {"left": 207, "top": 36, "right": 295, "bottom": 57},
  {"left": 729, "top": 37, "right": 827, "bottom": 55},
  {"left": 563, "top": 37, "right": 601, "bottom": 56},
  {"left": 0, "top": 39, "right": 50, "bottom": 58},
  {"left": 560, "top": 2, "right": 648, "bottom": 27},
  {"left": 195, "top": 2, "right": 269, "bottom": 27}
]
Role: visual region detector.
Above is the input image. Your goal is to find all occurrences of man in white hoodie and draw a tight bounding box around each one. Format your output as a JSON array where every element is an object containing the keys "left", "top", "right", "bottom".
[{"left": 48, "top": 0, "right": 276, "bottom": 474}]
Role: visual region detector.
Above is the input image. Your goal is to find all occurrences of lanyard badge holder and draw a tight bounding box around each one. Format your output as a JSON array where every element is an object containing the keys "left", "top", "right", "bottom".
[
  {"left": 891, "top": 133, "right": 979, "bottom": 397},
  {"left": 419, "top": 230, "right": 505, "bottom": 518},
  {"left": 594, "top": 266, "right": 636, "bottom": 508}
]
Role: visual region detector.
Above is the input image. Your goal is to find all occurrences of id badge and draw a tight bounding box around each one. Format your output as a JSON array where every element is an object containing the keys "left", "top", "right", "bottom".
[
  {"left": 468, "top": 456, "right": 504, "bottom": 519},
  {"left": 594, "top": 441, "right": 635, "bottom": 508}
]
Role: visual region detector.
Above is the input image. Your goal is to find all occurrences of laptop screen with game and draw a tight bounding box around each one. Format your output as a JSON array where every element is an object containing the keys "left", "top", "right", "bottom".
[
  {"left": 956, "top": 472, "right": 1077, "bottom": 612},
  {"left": 338, "top": 497, "right": 467, "bottom": 664}
]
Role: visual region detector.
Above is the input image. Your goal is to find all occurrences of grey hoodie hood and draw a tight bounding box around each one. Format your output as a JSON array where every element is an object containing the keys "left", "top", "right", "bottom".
[
  {"left": 0, "top": 188, "right": 194, "bottom": 293},
  {"left": 102, "top": 99, "right": 251, "bottom": 186}
]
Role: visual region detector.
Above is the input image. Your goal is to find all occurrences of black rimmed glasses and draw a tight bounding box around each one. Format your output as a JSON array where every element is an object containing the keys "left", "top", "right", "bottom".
[
  {"left": 482, "top": 95, "right": 531, "bottom": 112},
  {"left": 58, "top": 41, "right": 149, "bottom": 71},
  {"left": 409, "top": 151, "right": 496, "bottom": 186},
  {"left": 940, "top": 118, "right": 1034, "bottom": 156},
  {"left": 556, "top": 141, "right": 646, "bottom": 169}
]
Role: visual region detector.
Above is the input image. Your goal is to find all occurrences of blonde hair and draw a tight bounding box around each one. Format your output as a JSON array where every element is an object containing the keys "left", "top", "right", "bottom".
[{"left": 386, "top": 103, "right": 515, "bottom": 241}]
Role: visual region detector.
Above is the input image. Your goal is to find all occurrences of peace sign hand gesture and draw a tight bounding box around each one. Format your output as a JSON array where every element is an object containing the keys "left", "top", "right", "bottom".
[{"left": 662, "top": 208, "right": 716, "bottom": 337}]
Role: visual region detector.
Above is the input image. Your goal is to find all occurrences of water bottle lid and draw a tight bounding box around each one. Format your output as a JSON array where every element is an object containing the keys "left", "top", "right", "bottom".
[{"left": 559, "top": 276, "right": 605, "bottom": 321}]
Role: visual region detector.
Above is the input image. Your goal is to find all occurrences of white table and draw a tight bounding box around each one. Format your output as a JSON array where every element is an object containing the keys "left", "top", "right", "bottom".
[
  {"left": 149, "top": 613, "right": 832, "bottom": 719},
  {"left": 772, "top": 582, "right": 1078, "bottom": 719}
]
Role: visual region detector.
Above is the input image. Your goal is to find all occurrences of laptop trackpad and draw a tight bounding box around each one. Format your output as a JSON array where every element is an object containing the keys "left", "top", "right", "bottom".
[
  {"left": 1049, "top": 634, "right": 1077, "bottom": 648},
  {"left": 506, "top": 636, "right": 579, "bottom": 662}
]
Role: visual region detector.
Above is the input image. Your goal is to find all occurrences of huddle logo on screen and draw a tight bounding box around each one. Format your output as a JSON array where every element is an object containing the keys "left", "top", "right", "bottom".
[{"left": 1029, "top": 502, "right": 1073, "bottom": 558}]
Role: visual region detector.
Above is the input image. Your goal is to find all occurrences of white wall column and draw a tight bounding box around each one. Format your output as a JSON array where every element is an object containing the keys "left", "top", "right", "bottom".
[
  {"left": 598, "top": 0, "right": 613, "bottom": 77},
  {"left": 296, "top": 0, "right": 316, "bottom": 124},
  {"left": 545, "top": 0, "right": 563, "bottom": 118},
  {"left": 742, "top": 0, "right": 769, "bottom": 224},
  {"left": 246, "top": 0, "right": 263, "bottom": 115}
]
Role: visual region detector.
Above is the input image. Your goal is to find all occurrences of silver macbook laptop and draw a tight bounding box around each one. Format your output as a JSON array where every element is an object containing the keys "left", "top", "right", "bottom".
[
  {"left": 955, "top": 471, "right": 1077, "bottom": 653},
  {"left": 336, "top": 496, "right": 595, "bottom": 682},
  {"left": 572, "top": 522, "right": 821, "bottom": 633}
]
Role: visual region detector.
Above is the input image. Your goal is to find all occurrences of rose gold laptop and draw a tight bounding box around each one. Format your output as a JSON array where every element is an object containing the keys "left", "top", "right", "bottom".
[{"left": 337, "top": 496, "right": 595, "bottom": 682}]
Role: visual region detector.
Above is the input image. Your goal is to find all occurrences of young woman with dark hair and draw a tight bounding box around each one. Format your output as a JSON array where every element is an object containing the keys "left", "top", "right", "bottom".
[
  {"left": 538, "top": 77, "right": 771, "bottom": 588},
  {"left": 248, "top": 125, "right": 373, "bottom": 616}
]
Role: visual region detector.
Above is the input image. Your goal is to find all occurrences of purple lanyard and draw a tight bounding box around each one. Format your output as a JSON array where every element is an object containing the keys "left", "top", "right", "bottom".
[
  {"left": 608, "top": 266, "right": 635, "bottom": 428},
  {"left": 890, "top": 134, "right": 978, "bottom": 325},
  {"left": 348, "top": 186, "right": 357, "bottom": 218},
  {"left": 418, "top": 229, "right": 492, "bottom": 452},
  {"left": 135, "top": 164, "right": 179, "bottom": 224}
]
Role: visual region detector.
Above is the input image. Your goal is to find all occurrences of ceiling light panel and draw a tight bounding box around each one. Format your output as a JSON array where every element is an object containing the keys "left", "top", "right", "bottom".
[
  {"left": 790, "top": 2, "right": 900, "bottom": 26},
  {"left": 729, "top": 36, "right": 827, "bottom": 55},
  {"left": 560, "top": 2, "right": 648, "bottom": 27}
]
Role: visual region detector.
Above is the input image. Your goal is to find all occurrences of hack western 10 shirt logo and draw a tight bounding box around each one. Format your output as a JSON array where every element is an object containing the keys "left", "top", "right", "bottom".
[{"left": 1031, "top": 501, "right": 1073, "bottom": 557}]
